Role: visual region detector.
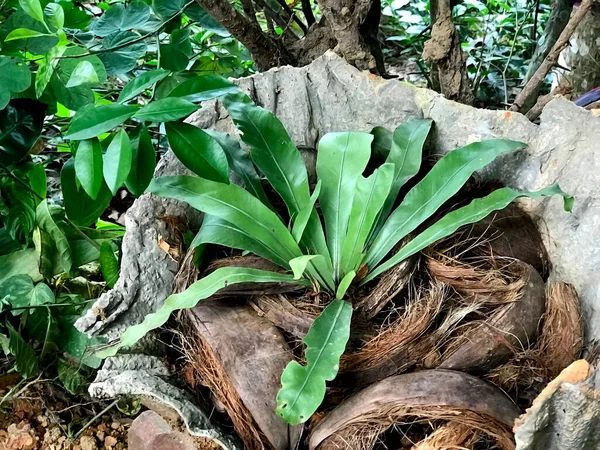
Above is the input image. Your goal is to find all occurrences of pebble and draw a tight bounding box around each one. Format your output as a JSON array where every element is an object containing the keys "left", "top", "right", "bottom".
[
  {"left": 110, "top": 422, "right": 120, "bottom": 431},
  {"left": 104, "top": 436, "right": 118, "bottom": 448},
  {"left": 79, "top": 435, "right": 97, "bottom": 450},
  {"left": 96, "top": 430, "right": 105, "bottom": 441}
]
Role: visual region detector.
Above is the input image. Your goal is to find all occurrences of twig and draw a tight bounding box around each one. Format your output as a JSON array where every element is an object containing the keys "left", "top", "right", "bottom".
[
  {"left": 502, "top": 6, "right": 533, "bottom": 106},
  {"left": 526, "top": 81, "right": 573, "bottom": 120},
  {"left": 73, "top": 398, "right": 119, "bottom": 440},
  {"left": 510, "top": 0, "right": 596, "bottom": 112},
  {"left": 301, "top": 0, "right": 315, "bottom": 27},
  {"left": 272, "top": 0, "right": 308, "bottom": 33}
]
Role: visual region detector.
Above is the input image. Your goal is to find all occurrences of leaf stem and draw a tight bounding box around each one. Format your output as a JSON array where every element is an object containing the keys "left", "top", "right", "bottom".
[{"left": 73, "top": 399, "right": 119, "bottom": 440}]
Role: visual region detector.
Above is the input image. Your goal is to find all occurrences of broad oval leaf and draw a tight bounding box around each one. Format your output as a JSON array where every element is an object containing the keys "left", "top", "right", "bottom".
[
  {"left": 159, "top": 44, "right": 189, "bottom": 72},
  {"left": 168, "top": 75, "right": 238, "bottom": 102},
  {"left": 99, "top": 241, "right": 119, "bottom": 288},
  {"left": 35, "top": 45, "right": 66, "bottom": 99},
  {"left": 65, "top": 104, "right": 139, "bottom": 140},
  {"left": 0, "top": 57, "right": 32, "bottom": 109},
  {"left": 103, "top": 129, "right": 132, "bottom": 195},
  {"left": 364, "top": 184, "right": 573, "bottom": 283},
  {"left": 92, "top": 0, "right": 151, "bottom": 37},
  {"left": 18, "top": 0, "right": 45, "bottom": 23},
  {"left": 8, "top": 323, "right": 39, "bottom": 378},
  {"left": 97, "top": 267, "right": 309, "bottom": 357},
  {"left": 74, "top": 138, "right": 104, "bottom": 200},
  {"left": 44, "top": 3, "right": 64, "bottom": 30},
  {"left": 117, "top": 69, "right": 170, "bottom": 104},
  {"left": 65, "top": 60, "right": 99, "bottom": 88},
  {"left": 36, "top": 200, "right": 72, "bottom": 275},
  {"left": 134, "top": 97, "right": 199, "bottom": 122},
  {"left": 5, "top": 28, "right": 49, "bottom": 41},
  {"left": 165, "top": 122, "right": 229, "bottom": 183},
  {"left": 61, "top": 159, "right": 112, "bottom": 226},
  {"left": 0, "top": 99, "right": 45, "bottom": 165},
  {"left": 27, "top": 163, "right": 47, "bottom": 199},
  {"left": 0, "top": 274, "right": 34, "bottom": 315},
  {"left": 366, "top": 139, "right": 526, "bottom": 269},
  {"left": 98, "top": 31, "right": 147, "bottom": 75},
  {"left": 316, "top": 132, "right": 373, "bottom": 280},
  {"left": 125, "top": 124, "right": 155, "bottom": 197},
  {"left": 276, "top": 299, "right": 352, "bottom": 425}
]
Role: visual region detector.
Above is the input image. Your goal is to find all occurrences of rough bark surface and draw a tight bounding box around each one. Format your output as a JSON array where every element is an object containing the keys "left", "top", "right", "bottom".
[
  {"left": 557, "top": 4, "right": 600, "bottom": 97},
  {"left": 422, "top": 0, "right": 474, "bottom": 104}
]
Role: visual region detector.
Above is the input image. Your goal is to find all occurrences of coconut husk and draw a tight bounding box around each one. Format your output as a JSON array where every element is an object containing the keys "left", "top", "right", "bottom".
[
  {"left": 250, "top": 294, "right": 314, "bottom": 339},
  {"left": 309, "top": 370, "right": 519, "bottom": 450},
  {"left": 184, "top": 300, "right": 302, "bottom": 450},
  {"left": 204, "top": 255, "right": 304, "bottom": 297},
  {"left": 539, "top": 282, "right": 583, "bottom": 378},
  {"left": 335, "top": 283, "right": 445, "bottom": 387},
  {"left": 438, "top": 262, "right": 546, "bottom": 374},
  {"left": 412, "top": 422, "right": 480, "bottom": 450},
  {"left": 354, "top": 255, "right": 417, "bottom": 319}
]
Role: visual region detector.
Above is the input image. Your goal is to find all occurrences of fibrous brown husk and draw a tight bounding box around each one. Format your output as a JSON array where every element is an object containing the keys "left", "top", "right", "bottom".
[
  {"left": 438, "top": 262, "right": 546, "bottom": 373},
  {"left": 412, "top": 421, "right": 480, "bottom": 450},
  {"left": 309, "top": 370, "right": 519, "bottom": 450},
  {"left": 335, "top": 283, "right": 445, "bottom": 387},
  {"left": 250, "top": 294, "right": 314, "bottom": 339},
  {"left": 184, "top": 300, "right": 301, "bottom": 450}
]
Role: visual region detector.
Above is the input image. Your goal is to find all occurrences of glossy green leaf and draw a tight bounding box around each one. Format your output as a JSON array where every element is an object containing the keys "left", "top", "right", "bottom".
[
  {"left": 184, "top": 4, "right": 229, "bottom": 35},
  {"left": 98, "top": 267, "right": 309, "bottom": 357},
  {"left": 134, "top": 97, "right": 199, "bottom": 122},
  {"left": 222, "top": 92, "right": 330, "bottom": 265},
  {"left": 103, "top": 129, "right": 132, "bottom": 195},
  {"left": 316, "top": 132, "right": 372, "bottom": 280},
  {"left": 65, "top": 60, "right": 99, "bottom": 88},
  {"left": 0, "top": 57, "right": 32, "bottom": 109},
  {"left": 33, "top": 227, "right": 53, "bottom": 279},
  {"left": 290, "top": 255, "right": 319, "bottom": 279},
  {"left": 0, "top": 99, "right": 44, "bottom": 165},
  {"left": 19, "top": 0, "right": 45, "bottom": 23},
  {"left": 152, "top": 0, "right": 187, "bottom": 19},
  {"left": 100, "top": 241, "right": 119, "bottom": 288},
  {"left": 365, "top": 184, "right": 573, "bottom": 282},
  {"left": 35, "top": 45, "right": 65, "bottom": 99},
  {"left": 26, "top": 305, "right": 59, "bottom": 357},
  {"left": 61, "top": 159, "right": 112, "bottom": 226},
  {"left": 0, "top": 249, "right": 41, "bottom": 284},
  {"left": 36, "top": 200, "right": 72, "bottom": 274},
  {"left": 336, "top": 271, "right": 355, "bottom": 300},
  {"left": 370, "top": 126, "right": 392, "bottom": 161},
  {"left": 30, "top": 282, "right": 54, "bottom": 306},
  {"left": 148, "top": 176, "right": 302, "bottom": 264},
  {"left": 74, "top": 138, "right": 103, "bottom": 199},
  {"left": 276, "top": 299, "right": 352, "bottom": 425},
  {"left": 92, "top": 0, "right": 151, "bottom": 37},
  {"left": 168, "top": 75, "right": 238, "bottom": 103},
  {"left": 60, "top": 317, "right": 105, "bottom": 368},
  {"left": 0, "top": 274, "right": 34, "bottom": 315},
  {"left": 125, "top": 124, "right": 155, "bottom": 197},
  {"left": 340, "top": 163, "right": 395, "bottom": 275},
  {"left": 204, "top": 129, "right": 272, "bottom": 207},
  {"left": 27, "top": 163, "right": 47, "bottom": 199},
  {"left": 44, "top": 3, "right": 64, "bottom": 30},
  {"left": 292, "top": 180, "right": 321, "bottom": 244},
  {"left": 0, "top": 10, "right": 58, "bottom": 55},
  {"left": 5, "top": 28, "right": 49, "bottom": 41},
  {"left": 58, "top": 359, "right": 87, "bottom": 395},
  {"left": 165, "top": 122, "right": 229, "bottom": 183},
  {"left": 8, "top": 324, "right": 39, "bottom": 378},
  {"left": 117, "top": 69, "right": 170, "bottom": 104},
  {"left": 65, "top": 104, "right": 138, "bottom": 140},
  {"left": 98, "top": 31, "right": 147, "bottom": 75},
  {"left": 366, "top": 139, "right": 526, "bottom": 269},
  {"left": 159, "top": 44, "right": 188, "bottom": 71},
  {"left": 191, "top": 215, "right": 288, "bottom": 268}
]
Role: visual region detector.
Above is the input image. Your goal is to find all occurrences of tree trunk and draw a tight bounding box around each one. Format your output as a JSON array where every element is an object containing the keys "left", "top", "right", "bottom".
[
  {"left": 422, "top": 0, "right": 474, "bottom": 105},
  {"left": 196, "top": 0, "right": 385, "bottom": 73},
  {"left": 557, "top": 4, "right": 600, "bottom": 98}
]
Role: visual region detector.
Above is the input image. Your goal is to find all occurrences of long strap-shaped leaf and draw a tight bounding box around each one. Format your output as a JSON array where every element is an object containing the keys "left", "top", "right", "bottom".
[
  {"left": 363, "top": 184, "right": 573, "bottom": 283},
  {"left": 204, "top": 128, "right": 274, "bottom": 209},
  {"left": 148, "top": 176, "right": 302, "bottom": 265},
  {"left": 276, "top": 299, "right": 352, "bottom": 425},
  {"left": 371, "top": 119, "right": 432, "bottom": 237},
  {"left": 316, "top": 132, "right": 372, "bottom": 280},
  {"left": 191, "top": 214, "right": 289, "bottom": 268},
  {"left": 98, "top": 267, "right": 310, "bottom": 358},
  {"left": 222, "top": 92, "right": 331, "bottom": 265},
  {"left": 339, "top": 163, "right": 394, "bottom": 276},
  {"left": 366, "top": 139, "right": 525, "bottom": 268}
]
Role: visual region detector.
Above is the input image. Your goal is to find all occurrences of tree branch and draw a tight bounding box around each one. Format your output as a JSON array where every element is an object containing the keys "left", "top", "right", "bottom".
[
  {"left": 302, "top": 0, "right": 316, "bottom": 27},
  {"left": 196, "top": 0, "right": 296, "bottom": 70},
  {"left": 510, "top": 0, "right": 595, "bottom": 112}
]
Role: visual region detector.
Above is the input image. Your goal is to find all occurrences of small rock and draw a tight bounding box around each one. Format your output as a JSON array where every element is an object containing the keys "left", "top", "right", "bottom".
[
  {"left": 104, "top": 436, "right": 117, "bottom": 448},
  {"left": 151, "top": 433, "right": 196, "bottom": 450},
  {"left": 96, "top": 430, "right": 105, "bottom": 442},
  {"left": 79, "top": 435, "right": 97, "bottom": 450},
  {"left": 110, "top": 422, "right": 120, "bottom": 430},
  {"left": 128, "top": 411, "right": 172, "bottom": 450}
]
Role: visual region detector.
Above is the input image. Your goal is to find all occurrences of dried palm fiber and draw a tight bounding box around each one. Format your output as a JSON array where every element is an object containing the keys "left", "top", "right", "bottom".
[
  {"left": 172, "top": 248, "right": 199, "bottom": 295},
  {"left": 183, "top": 300, "right": 302, "bottom": 450},
  {"left": 309, "top": 370, "right": 519, "bottom": 450},
  {"left": 354, "top": 254, "right": 417, "bottom": 319},
  {"left": 250, "top": 294, "right": 314, "bottom": 339},
  {"left": 485, "top": 281, "right": 583, "bottom": 393},
  {"left": 438, "top": 261, "right": 546, "bottom": 373},
  {"left": 412, "top": 421, "right": 481, "bottom": 450}
]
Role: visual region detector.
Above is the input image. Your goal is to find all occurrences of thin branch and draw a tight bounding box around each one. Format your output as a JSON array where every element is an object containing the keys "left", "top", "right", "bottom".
[
  {"left": 272, "top": 0, "right": 308, "bottom": 33},
  {"left": 510, "top": 0, "right": 596, "bottom": 112},
  {"left": 301, "top": 0, "right": 316, "bottom": 27},
  {"left": 526, "top": 81, "right": 573, "bottom": 120}
]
